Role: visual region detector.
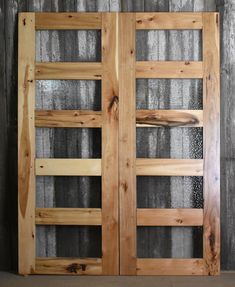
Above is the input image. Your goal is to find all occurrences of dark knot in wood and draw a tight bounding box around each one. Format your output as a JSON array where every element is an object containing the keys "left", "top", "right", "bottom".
[
  {"left": 66, "top": 263, "right": 86, "bottom": 273},
  {"left": 108, "top": 95, "right": 119, "bottom": 113}
]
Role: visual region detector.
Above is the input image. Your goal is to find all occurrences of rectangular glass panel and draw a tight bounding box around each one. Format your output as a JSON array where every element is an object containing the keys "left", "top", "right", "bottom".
[
  {"left": 136, "top": 79, "right": 202, "bottom": 110},
  {"left": 137, "top": 127, "right": 203, "bottom": 159},
  {"left": 36, "top": 80, "right": 101, "bottom": 111},
  {"left": 36, "top": 176, "right": 101, "bottom": 208},
  {"left": 136, "top": 30, "right": 202, "bottom": 61},
  {"left": 137, "top": 176, "right": 203, "bottom": 209},
  {"left": 137, "top": 226, "right": 203, "bottom": 258},
  {"left": 36, "top": 128, "right": 101, "bottom": 158},
  {"left": 36, "top": 226, "right": 101, "bottom": 258},
  {"left": 36, "top": 30, "right": 101, "bottom": 62}
]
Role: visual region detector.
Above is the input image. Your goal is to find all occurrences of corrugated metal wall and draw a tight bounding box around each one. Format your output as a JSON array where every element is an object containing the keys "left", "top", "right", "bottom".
[{"left": 0, "top": 0, "right": 234, "bottom": 271}]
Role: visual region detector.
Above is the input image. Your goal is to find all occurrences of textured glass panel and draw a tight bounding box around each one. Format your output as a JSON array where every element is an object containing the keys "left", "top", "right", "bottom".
[
  {"left": 137, "top": 127, "right": 203, "bottom": 159},
  {"left": 36, "top": 80, "right": 101, "bottom": 111},
  {"left": 136, "top": 30, "right": 202, "bottom": 61},
  {"left": 36, "top": 128, "right": 101, "bottom": 158},
  {"left": 36, "top": 30, "right": 101, "bottom": 62},
  {"left": 136, "top": 79, "right": 202, "bottom": 110},
  {"left": 36, "top": 176, "right": 101, "bottom": 208},
  {"left": 137, "top": 176, "right": 203, "bottom": 208},
  {"left": 36, "top": 226, "right": 101, "bottom": 258},
  {"left": 137, "top": 227, "right": 203, "bottom": 258}
]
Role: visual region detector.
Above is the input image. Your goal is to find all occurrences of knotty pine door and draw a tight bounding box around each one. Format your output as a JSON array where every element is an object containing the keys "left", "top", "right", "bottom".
[{"left": 18, "top": 12, "right": 220, "bottom": 276}]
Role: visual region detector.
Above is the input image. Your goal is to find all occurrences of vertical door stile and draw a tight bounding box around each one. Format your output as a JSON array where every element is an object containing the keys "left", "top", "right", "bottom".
[
  {"left": 101, "top": 13, "right": 119, "bottom": 275},
  {"left": 119, "top": 13, "right": 137, "bottom": 275},
  {"left": 203, "top": 13, "right": 220, "bottom": 275},
  {"left": 18, "top": 13, "right": 36, "bottom": 275}
]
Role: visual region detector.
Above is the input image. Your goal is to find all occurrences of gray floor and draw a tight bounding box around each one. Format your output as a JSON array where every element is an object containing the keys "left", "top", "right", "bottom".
[{"left": 0, "top": 272, "right": 235, "bottom": 287}]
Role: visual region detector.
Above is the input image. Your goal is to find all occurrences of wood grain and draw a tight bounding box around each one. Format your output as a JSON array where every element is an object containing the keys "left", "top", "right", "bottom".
[
  {"left": 136, "top": 13, "right": 203, "bottom": 30},
  {"left": 119, "top": 13, "right": 137, "bottom": 275},
  {"left": 136, "top": 61, "right": 203, "bottom": 78},
  {"left": 35, "top": 257, "right": 102, "bottom": 275},
  {"left": 136, "top": 159, "right": 203, "bottom": 176},
  {"left": 35, "top": 110, "right": 102, "bottom": 128},
  {"left": 35, "top": 159, "right": 101, "bottom": 176},
  {"left": 18, "top": 13, "right": 35, "bottom": 275},
  {"left": 101, "top": 13, "right": 119, "bottom": 275},
  {"left": 137, "top": 208, "right": 203, "bottom": 226},
  {"left": 35, "top": 208, "right": 101, "bottom": 225},
  {"left": 137, "top": 259, "right": 205, "bottom": 275},
  {"left": 35, "top": 62, "right": 102, "bottom": 80},
  {"left": 136, "top": 110, "right": 203, "bottom": 127},
  {"left": 35, "top": 13, "right": 102, "bottom": 30},
  {"left": 203, "top": 13, "right": 220, "bottom": 275}
]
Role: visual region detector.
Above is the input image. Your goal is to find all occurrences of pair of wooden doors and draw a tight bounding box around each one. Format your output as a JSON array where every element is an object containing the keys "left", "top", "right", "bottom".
[{"left": 18, "top": 12, "right": 220, "bottom": 275}]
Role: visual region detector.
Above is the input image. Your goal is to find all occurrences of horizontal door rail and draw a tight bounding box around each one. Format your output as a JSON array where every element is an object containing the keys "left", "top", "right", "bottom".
[
  {"left": 137, "top": 208, "right": 203, "bottom": 226},
  {"left": 136, "top": 259, "right": 205, "bottom": 275},
  {"left": 136, "top": 13, "right": 203, "bottom": 30},
  {"left": 35, "top": 159, "right": 101, "bottom": 176},
  {"left": 136, "top": 159, "right": 203, "bottom": 176},
  {"left": 35, "top": 62, "right": 102, "bottom": 80},
  {"left": 136, "top": 110, "right": 203, "bottom": 127},
  {"left": 35, "top": 257, "right": 102, "bottom": 275},
  {"left": 35, "top": 13, "right": 102, "bottom": 30},
  {"left": 136, "top": 61, "right": 203, "bottom": 78},
  {"left": 36, "top": 159, "right": 203, "bottom": 176},
  {"left": 35, "top": 110, "right": 102, "bottom": 128},
  {"left": 35, "top": 208, "right": 101, "bottom": 225},
  {"left": 35, "top": 110, "right": 202, "bottom": 128}
]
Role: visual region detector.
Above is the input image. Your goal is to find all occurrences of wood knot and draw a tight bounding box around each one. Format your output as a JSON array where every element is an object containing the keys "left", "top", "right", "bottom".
[
  {"left": 137, "top": 20, "right": 142, "bottom": 24},
  {"left": 176, "top": 218, "right": 183, "bottom": 224},
  {"left": 185, "top": 61, "right": 190, "bottom": 65},
  {"left": 66, "top": 263, "right": 86, "bottom": 273},
  {"left": 121, "top": 181, "right": 128, "bottom": 192},
  {"left": 68, "top": 15, "right": 73, "bottom": 18},
  {"left": 108, "top": 95, "right": 119, "bottom": 113},
  {"left": 23, "top": 18, "right": 26, "bottom": 26}
]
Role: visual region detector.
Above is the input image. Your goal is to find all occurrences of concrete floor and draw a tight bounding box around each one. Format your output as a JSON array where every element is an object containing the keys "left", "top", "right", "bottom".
[{"left": 0, "top": 272, "right": 235, "bottom": 287}]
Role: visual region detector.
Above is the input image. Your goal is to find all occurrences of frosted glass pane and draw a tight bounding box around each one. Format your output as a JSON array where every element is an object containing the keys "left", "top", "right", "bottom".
[
  {"left": 36, "top": 80, "right": 101, "bottom": 111},
  {"left": 137, "top": 227, "right": 203, "bottom": 258},
  {"left": 137, "top": 176, "right": 203, "bottom": 208},
  {"left": 36, "top": 226, "right": 101, "bottom": 258},
  {"left": 36, "top": 30, "right": 101, "bottom": 62},
  {"left": 36, "top": 176, "right": 101, "bottom": 208},
  {"left": 36, "top": 128, "right": 101, "bottom": 158}
]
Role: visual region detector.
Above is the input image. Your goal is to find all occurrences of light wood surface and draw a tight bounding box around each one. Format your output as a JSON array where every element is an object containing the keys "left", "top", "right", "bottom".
[
  {"left": 35, "top": 208, "right": 101, "bottom": 225},
  {"left": 101, "top": 13, "right": 119, "bottom": 275},
  {"left": 35, "top": 257, "right": 102, "bottom": 275},
  {"left": 136, "top": 13, "right": 203, "bottom": 30},
  {"left": 137, "top": 208, "right": 203, "bottom": 226},
  {"left": 35, "top": 110, "right": 102, "bottom": 128},
  {"left": 136, "top": 159, "right": 203, "bottom": 176},
  {"left": 35, "top": 159, "right": 101, "bottom": 176},
  {"left": 35, "top": 13, "right": 102, "bottom": 30},
  {"left": 35, "top": 62, "right": 102, "bottom": 80},
  {"left": 203, "top": 13, "right": 220, "bottom": 275},
  {"left": 137, "top": 259, "right": 205, "bottom": 275},
  {"left": 136, "top": 61, "right": 203, "bottom": 78},
  {"left": 119, "top": 13, "right": 137, "bottom": 275},
  {"left": 136, "top": 110, "right": 203, "bottom": 127},
  {"left": 18, "top": 13, "right": 35, "bottom": 275}
]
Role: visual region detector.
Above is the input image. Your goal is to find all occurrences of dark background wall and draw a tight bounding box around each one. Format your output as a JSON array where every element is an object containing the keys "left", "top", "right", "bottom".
[{"left": 0, "top": 0, "right": 234, "bottom": 271}]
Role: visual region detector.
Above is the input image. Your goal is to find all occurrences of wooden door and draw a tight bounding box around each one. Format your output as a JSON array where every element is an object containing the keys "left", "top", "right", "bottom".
[{"left": 18, "top": 12, "right": 220, "bottom": 276}]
